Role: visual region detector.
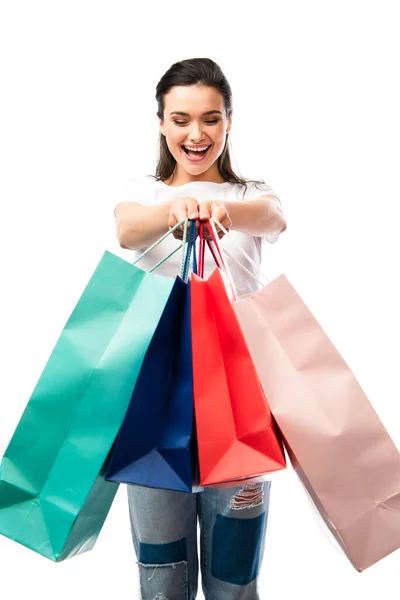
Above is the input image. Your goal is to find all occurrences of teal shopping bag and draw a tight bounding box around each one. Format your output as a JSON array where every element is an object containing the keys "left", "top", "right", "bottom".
[{"left": 0, "top": 221, "right": 188, "bottom": 561}]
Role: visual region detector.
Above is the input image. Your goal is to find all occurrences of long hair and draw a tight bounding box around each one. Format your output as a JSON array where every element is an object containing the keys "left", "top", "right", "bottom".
[{"left": 151, "top": 58, "right": 266, "bottom": 190}]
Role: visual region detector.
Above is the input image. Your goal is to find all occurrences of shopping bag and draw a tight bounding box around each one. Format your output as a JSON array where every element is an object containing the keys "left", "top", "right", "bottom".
[
  {"left": 0, "top": 223, "right": 187, "bottom": 561},
  {"left": 225, "top": 223, "right": 400, "bottom": 571},
  {"left": 105, "top": 223, "right": 197, "bottom": 492},
  {"left": 190, "top": 222, "right": 286, "bottom": 487}
]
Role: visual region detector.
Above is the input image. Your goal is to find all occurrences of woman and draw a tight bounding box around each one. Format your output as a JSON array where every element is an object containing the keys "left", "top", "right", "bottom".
[{"left": 114, "top": 57, "right": 287, "bottom": 600}]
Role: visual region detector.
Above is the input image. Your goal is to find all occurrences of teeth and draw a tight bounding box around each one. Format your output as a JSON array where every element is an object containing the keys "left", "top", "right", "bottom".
[{"left": 184, "top": 145, "right": 209, "bottom": 152}]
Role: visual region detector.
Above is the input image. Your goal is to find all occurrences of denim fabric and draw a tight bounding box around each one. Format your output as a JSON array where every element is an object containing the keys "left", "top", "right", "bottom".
[{"left": 127, "top": 481, "right": 271, "bottom": 600}]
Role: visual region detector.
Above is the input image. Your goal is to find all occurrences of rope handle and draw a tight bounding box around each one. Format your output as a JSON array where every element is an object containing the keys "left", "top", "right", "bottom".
[
  {"left": 198, "top": 221, "right": 238, "bottom": 300},
  {"left": 191, "top": 221, "right": 198, "bottom": 276},
  {"left": 207, "top": 220, "right": 238, "bottom": 299},
  {"left": 210, "top": 217, "right": 271, "bottom": 286},
  {"left": 198, "top": 222, "right": 223, "bottom": 277},
  {"left": 222, "top": 248, "right": 266, "bottom": 288},
  {"left": 132, "top": 218, "right": 189, "bottom": 278},
  {"left": 182, "top": 220, "right": 198, "bottom": 281}
]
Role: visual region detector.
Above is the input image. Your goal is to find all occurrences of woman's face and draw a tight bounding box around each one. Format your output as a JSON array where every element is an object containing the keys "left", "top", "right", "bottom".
[{"left": 159, "top": 84, "right": 232, "bottom": 184}]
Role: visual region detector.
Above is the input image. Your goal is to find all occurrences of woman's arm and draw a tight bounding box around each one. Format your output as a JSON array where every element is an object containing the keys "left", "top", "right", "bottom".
[
  {"left": 226, "top": 194, "right": 287, "bottom": 238},
  {"left": 115, "top": 201, "right": 172, "bottom": 250},
  {"left": 199, "top": 195, "right": 287, "bottom": 239},
  {"left": 115, "top": 196, "right": 200, "bottom": 250}
]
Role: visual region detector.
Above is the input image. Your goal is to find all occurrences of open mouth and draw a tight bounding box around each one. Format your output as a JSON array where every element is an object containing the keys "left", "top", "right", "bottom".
[{"left": 182, "top": 144, "right": 212, "bottom": 160}]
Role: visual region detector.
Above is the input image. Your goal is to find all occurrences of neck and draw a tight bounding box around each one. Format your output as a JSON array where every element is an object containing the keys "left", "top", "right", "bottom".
[{"left": 165, "top": 164, "right": 225, "bottom": 186}]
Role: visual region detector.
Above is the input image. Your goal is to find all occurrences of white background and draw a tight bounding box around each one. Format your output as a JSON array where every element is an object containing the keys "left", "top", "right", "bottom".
[{"left": 1, "top": 1, "right": 399, "bottom": 598}]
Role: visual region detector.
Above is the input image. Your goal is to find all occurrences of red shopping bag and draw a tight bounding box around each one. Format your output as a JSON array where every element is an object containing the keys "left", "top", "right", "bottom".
[{"left": 190, "top": 223, "right": 286, "bottom": 486}]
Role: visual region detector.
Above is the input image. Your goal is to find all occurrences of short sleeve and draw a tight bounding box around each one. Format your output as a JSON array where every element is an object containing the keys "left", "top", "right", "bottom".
[
  {"left": 113, "top": 176, "right": 154, "bottom": 217},
  {"left": 244, "top": 181, "right": 284, "bottom": 244}
]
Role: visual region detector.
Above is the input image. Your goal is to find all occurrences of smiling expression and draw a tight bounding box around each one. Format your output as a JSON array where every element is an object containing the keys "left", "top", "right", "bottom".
[{"left": 159, "top": 84, "right": 232, "bottom": 185}]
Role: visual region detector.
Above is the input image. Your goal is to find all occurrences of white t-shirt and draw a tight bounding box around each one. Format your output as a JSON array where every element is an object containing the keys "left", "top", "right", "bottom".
[{"left": 112, "top": 175, "right": 284, "bottom": 297}]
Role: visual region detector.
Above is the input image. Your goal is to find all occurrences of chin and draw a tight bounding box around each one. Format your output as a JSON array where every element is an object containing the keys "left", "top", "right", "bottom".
[{"left": 174, "top": 157, "right": 209, "bottom": 172}]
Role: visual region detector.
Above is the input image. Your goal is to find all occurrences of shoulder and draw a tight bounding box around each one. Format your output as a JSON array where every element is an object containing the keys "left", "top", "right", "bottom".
[
  {"left": 242, "top": 179, "right": 277, "bottom": 198},
  {"left": 117, "top": 174, "right": 158, "bottom": 205},
  {"left": 241, "top": 179, "right": 283, "bottom": 213},
  {"left": 111, "top": 175, "right": 158, "bottom": 217},
  {"left": 124, "top": 174, "right": 157, "bottom": 193},
  {"left": 231, "top": 179, "right": 282, "bottom": 206}
]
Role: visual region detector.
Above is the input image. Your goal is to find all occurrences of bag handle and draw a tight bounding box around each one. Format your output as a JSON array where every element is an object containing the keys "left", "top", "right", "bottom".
[
  {"left": 132, "top": 218, "right": 190, "bottom": 278},
  {"left": 198, "top": 221, "right": 223, "bottom": 277},
  {"left": 199, "top": 221, "right": 238, "bottom": 300},
  {"left": 182, "top": 220, "right": 198, "bottom": 281},
  {"left": 210, "top": 217, "right": 271, "bottom": 287}
]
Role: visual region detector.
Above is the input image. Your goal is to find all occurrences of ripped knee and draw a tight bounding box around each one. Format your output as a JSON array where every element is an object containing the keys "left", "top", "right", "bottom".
[
  {"left": 137, "top": 561, "right": 188, "bottom": 600},
  {"left": 229, "top": 483, "right": 264, "bottom": 510},
  {"left": 137, "top": 539, "right": 189, "bottom": 599}
]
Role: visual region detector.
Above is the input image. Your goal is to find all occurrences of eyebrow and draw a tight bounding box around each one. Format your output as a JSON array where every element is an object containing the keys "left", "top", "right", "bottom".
[{"left": 169, "top": 110, "right": 222, "bottom": 117}]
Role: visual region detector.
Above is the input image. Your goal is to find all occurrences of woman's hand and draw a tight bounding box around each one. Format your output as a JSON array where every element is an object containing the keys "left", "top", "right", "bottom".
[
  {"left": 168, "top": 197, "right": 199, "bottom": 240},
  {"left": 198, "top": 200, "right": 232, "bottom": 239}
]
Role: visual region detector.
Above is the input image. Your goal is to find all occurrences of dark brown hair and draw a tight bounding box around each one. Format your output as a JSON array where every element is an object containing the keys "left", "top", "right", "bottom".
[{"left": 150, "top": 58, "right": 266, "bottom": 191}]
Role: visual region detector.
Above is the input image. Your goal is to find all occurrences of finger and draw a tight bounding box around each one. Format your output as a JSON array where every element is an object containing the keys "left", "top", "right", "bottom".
[
  {"left": 187, "top": 198, "right": 199, "bottom": 220},
  {"left": 170, "top": 222, "right": 185, "bottom": 239},
  {"left": 211, "top": 206, "right": 226, "bottom": 224},
  {"left": 215, "top": 222, "right": 230, "bottom": 237},
  {"left": 199, "top": 201, "right": 211, "bottom": 221},
  {"left": 172, "top": 201, "right": 189, "bottom": 223},
  {"left": 223, "top": 216, "right": 232, "bottom": 231},
  {"left": 171, "top": 211, "right": 188, "bottom": 231},
  {"left": 223, "top": 215, "right": 232, "bottom": 230},
  {"left": 168, "top": 214, "right": 178, "bottom": 229},
  {"left": 211, "top": 223, "right": 224, "bottom": 239},
  {"left": 169, "top": 219, "right": 185, "bottom": 237},
  {"left": 210, "top": 219, "right": 223, "bottom": 238},
  {"left": 173, "top": 229, "right": 183, "bottom": 240}
]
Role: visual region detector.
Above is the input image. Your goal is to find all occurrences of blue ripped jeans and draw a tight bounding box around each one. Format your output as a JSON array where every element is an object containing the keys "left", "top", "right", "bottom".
[{"left": 127, "top": 481, "right": 271, "bottom": 600}]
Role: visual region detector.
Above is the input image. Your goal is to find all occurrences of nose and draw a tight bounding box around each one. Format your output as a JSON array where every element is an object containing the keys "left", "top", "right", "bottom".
[{"left": 188, "top": 121, "right": 205, "bottom": 142}]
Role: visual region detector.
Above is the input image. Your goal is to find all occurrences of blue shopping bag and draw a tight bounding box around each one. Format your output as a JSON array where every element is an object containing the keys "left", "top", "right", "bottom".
[{"left": 105, "top": 222, "right": 198, "bottom": 492}]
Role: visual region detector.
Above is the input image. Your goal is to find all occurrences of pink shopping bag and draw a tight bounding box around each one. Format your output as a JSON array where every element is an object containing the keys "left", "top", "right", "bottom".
[
  {"left": 234, "top": 273, "right": 400, "bottom": 572},
  {"left": 210, "top": 217, "right": 400, "bottom": 572}
]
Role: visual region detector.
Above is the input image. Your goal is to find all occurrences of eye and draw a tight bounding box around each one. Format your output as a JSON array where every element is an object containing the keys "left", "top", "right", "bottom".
[{"left": 172, "top": 119, "right": 220, "bottom": 126}]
